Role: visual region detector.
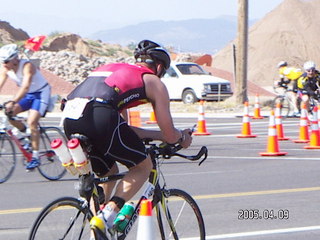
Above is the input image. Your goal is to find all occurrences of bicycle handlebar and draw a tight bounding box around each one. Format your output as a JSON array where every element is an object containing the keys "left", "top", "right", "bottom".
[
  {"left": 0, "top": 104, "right": 25, "bottom": 121},
  {"left": 143, "top": 138, "right": 208, "bottom": 166}
]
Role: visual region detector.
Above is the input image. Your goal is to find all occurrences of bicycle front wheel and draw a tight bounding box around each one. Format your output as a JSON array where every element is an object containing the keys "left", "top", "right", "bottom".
[
  {"left": 0, "top": 133, "right": 16, "bottom": 183},
  {"left": 272, "top": 96, "right": 290, "bottom": 118},
  {"left": 29, "top": 197, "right": 94, "bottom": 240},
  {"left": 155, "top": 188, "right": 206, "bottom": 240},
  {"left": 38, "top": 127, "right": 67, "bottom": 180}
]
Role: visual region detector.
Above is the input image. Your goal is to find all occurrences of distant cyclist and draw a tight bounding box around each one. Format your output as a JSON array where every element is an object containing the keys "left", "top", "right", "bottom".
[
  {"left": 297, "top": 60, "right": 320, "bottom": 112},
  {"left": 275, "top": 61, "right": 302, "bottom": 116},
  {"left": 0, "top": 44, "right": 51, "bottom": 170}
]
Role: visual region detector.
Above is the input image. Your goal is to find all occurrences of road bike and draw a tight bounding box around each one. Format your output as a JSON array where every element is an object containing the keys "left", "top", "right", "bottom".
[
  {"left": 28, "top": 134, "right": 208, "bottom": 240},
  {"left": 0, "top": 104, "right": 67, "bottom": 183},
  {"left": 272, "top": 85, "right": 300, "bottom": 119},
  {"left": 272, "top": 84, "right": 320, "bottom": 118}
]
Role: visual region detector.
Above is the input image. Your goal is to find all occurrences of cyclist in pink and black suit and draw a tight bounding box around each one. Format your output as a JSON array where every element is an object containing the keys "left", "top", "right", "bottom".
[
  {"left": 63, "top": 39, "right": 192, "bottom": 232},
  {"left": 0, "top": 44, "right": 51, "bottom": 171}
]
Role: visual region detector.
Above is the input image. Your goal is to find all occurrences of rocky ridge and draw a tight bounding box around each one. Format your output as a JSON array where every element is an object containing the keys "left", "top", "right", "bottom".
[
  {"left": 30, "top": 50, "right": 199, "bottom": 84},
  {"left": 0, "top": 20, "right": 206, "bottom": 85},
  {"left": 31, "top": 50, "right": 134, "bottom": 84}
]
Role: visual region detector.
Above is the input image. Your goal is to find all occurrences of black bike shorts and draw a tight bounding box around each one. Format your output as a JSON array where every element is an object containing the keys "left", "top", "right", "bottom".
[{"left": 63, "top": 101, "right": 147, "bottom": 177}]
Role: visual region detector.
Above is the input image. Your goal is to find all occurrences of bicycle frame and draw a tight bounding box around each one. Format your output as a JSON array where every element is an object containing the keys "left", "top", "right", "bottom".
[
  {"left": 1, "top": 116, "right": 56, "bottom": 163},
  {"left": 0, "top": 115, "right": 33, "bottom": 161},
  {"left": 89, "top": 161, "right": 164, "bottom": 239},
  {"left": 114, "top": 166, "right": 166, "bottom": 239},
  {"left": 275, "top": 87, "right": 296, "bottom": 106},
  {"left": 80, "top": 142, "right": 207, "bottom": 239},
  {"left": 0, "top": 110, "right": 67, "bottom": 183}
]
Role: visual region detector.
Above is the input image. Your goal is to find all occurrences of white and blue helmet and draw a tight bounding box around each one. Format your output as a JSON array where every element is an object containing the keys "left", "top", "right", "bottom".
[
  {"left": 303, "top": 61, "right": 316, "bottom": 71},
  {"left": 0, "top": 44, "right": 19, "bottom": 63}
]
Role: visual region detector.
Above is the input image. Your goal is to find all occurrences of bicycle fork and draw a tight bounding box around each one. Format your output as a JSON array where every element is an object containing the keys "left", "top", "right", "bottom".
[
  {"left": 154, "top": 189, "right": 180, "bottom": 240},
  {"left": 117, "top": 181, "right": 155, "bottom": 238}
]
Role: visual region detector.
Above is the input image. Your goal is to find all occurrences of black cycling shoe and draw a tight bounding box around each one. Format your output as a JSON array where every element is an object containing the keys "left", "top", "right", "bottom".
[{"left": 78, "top": 173, "right": 94, "bottom": 201}]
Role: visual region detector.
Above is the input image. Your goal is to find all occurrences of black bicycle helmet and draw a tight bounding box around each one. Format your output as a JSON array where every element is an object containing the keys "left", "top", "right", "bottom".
[
  {"left": 134, "top": 40, "right": 171, "bottom": 70},
  {"left": 277, "top": 61, "right": 287, "bottom": 68}
]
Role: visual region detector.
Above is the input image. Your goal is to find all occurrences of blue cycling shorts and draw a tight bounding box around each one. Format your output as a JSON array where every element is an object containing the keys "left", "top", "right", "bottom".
[{"left": 18, "top": 86, "right": 51, "bottom": 116}]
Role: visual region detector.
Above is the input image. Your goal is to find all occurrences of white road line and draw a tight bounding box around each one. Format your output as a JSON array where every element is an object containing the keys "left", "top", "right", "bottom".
[
  {"left": 164, "top": 170, "right": 241, "bottom": 176},
  {"left": 201, "top": 225, "right": 320, "bottom": 239},
  {"left": 210, "top": 156, "right": 320, "bottom": 161}
]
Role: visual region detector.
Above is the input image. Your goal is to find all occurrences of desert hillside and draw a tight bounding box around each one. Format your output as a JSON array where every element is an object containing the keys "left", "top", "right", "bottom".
[{"left": 212, "top": 0, "right": 320, "bottom": 91}]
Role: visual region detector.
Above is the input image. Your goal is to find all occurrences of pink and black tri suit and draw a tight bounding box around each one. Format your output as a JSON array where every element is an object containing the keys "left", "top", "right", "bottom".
[{"left": 63, "top": 63, "right": 154, "bottom": 176}]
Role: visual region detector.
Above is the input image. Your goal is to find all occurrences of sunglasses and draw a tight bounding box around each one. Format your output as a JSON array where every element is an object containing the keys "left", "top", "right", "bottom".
[
  {"left": 1, "top": 60, "right": 10, "bottom": 64},
  {"left": 306, "top": 68, "right": 315, "bottom": 72}
]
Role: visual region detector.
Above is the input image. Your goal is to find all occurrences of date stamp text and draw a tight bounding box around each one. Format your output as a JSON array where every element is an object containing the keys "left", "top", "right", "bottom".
[{"left": 238, "top": 209, "right": 289, "bottom": 220}]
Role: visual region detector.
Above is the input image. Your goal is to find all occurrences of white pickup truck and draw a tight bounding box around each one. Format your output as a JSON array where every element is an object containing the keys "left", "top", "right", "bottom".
[{"left": 161, "top": 62, "right": 233, "bottom": 104}]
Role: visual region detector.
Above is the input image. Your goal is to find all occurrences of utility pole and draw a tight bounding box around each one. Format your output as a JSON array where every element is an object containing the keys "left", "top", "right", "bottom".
[{"left": 235, "top": 0, "right": 249, "bottom": 104}]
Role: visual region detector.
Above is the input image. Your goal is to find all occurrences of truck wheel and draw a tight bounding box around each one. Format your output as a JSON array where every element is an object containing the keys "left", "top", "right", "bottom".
[{"left": 182, "top": 90, "right": 198, "bottom": 104}]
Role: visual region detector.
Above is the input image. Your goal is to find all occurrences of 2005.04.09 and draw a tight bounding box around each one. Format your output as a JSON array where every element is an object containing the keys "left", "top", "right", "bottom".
[{"left": 238, "top": 209, "right": 289, "bottom": 220}]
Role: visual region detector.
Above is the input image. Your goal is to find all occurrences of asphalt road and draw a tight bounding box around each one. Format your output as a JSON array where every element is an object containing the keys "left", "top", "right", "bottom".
[{"left": 1, "top": 113, "right": 320, "bottom": 240}]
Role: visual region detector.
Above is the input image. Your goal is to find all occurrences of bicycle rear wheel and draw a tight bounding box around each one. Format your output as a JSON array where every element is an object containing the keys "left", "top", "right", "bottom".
[
  {"left": 272, "top": 96, "right": 291, "bottom": 118},
  {"left": 29, "top": 197, "right": 94, "bottom": 240},
  {"left": 155, "top": 188, "right": 206, "bottom": 240},
  {"left": 0, "top": 133, "right": 16, "bottom": 183},
  {"left": 37, "top": 127, "right": 67, "bottom": 180}
]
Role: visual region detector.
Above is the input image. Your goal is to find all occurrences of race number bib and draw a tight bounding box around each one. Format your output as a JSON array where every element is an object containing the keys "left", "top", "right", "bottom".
[{"left": 62, "top": 98, "right": 90, "bottom": 120}]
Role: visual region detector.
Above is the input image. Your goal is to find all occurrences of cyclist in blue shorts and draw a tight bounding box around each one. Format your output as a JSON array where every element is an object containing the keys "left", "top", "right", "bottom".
[{"left": 0, "top": 44, "right": 51, "bottom": 170}]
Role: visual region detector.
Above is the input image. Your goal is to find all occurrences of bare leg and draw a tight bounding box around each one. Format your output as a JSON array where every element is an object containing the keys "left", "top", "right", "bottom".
[
  {"left": 97, "top": 156, "right": 152, "bottom": 231},
  {"left": 27, "top": 110, "right": 41, "bottom": 151},
  {"left": 101, "top": 163, "right": 119, "bottom": 204},
  {"left": 8, "top": 104, "right": 25, "bottom": 130},
  {"left": 107, "top": 155, "right": 152, "bottom": 211},
  {"left": 288, "top": 92, "right": 299, "bottom": 113},
  {"left": 301, "top": 95, "right": 310, "bottom": 113}
]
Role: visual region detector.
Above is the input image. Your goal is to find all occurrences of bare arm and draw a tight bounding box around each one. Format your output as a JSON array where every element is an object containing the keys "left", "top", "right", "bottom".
[
  {"left": 12, "top": 62, "right": 34, "bottom": 103},
  {"left": 0, "top": 67, "right": 9, "bottom": 91},
  {"left": 142, "top": 74, "right": 192, "bottom": 148},
  {"left": 130, "top": 126, "right": 164, "bottom": 141}
]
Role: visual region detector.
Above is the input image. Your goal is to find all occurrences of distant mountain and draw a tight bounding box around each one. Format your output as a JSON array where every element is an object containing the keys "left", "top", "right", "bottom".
[{"left": 90, "top": 16, "right": 257, "bottom": 54}]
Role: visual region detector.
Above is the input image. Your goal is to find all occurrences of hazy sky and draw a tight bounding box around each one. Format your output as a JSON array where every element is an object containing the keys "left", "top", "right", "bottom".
[{"left": 0, "top": 0, "right": 284, "bottom": 38}]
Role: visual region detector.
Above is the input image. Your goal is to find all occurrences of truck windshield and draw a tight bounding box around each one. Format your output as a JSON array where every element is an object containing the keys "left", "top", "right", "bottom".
[{"left": 176, "top": 64, "right": 207, "bottom": 75}]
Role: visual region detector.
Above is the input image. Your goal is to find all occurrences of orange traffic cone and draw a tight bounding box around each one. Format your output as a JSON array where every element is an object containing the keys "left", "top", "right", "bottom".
[
  {"left": 193, "top": 100, "right": 211, "bottom": 135},
  {"left": 145, "top": 111, "right": 157, "bottom": 124},
  {"left": 136, "top": 199, "right": 154, "bottom": 240},
  {"left": 304, "top": 106, "right": 320, "bottom": 149},
  {"left": 293, "top": 103, "right": 309, "bottom": 143},
  {"left": 275, "top": 103, "right": 289, "bottom": 140},
  {"left": 251, "top": 94, "right": 264, "bottom": 119},
  {"left": 237, "top": 101, "right": 257, "bottom": 138},
  {"left": 317, "top": 103, "right": 320, "bottom": 129},
  {"left": 128, "top": 110, "right": 142, "bottom": 127},
  {"left": 260, "top": 110, "right": 287, "bottom": 156}
]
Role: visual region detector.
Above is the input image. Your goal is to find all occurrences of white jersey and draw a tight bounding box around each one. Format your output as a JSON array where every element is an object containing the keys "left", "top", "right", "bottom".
[{"left": 7, "top": 59, "right": 49, "bottom": 93}]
